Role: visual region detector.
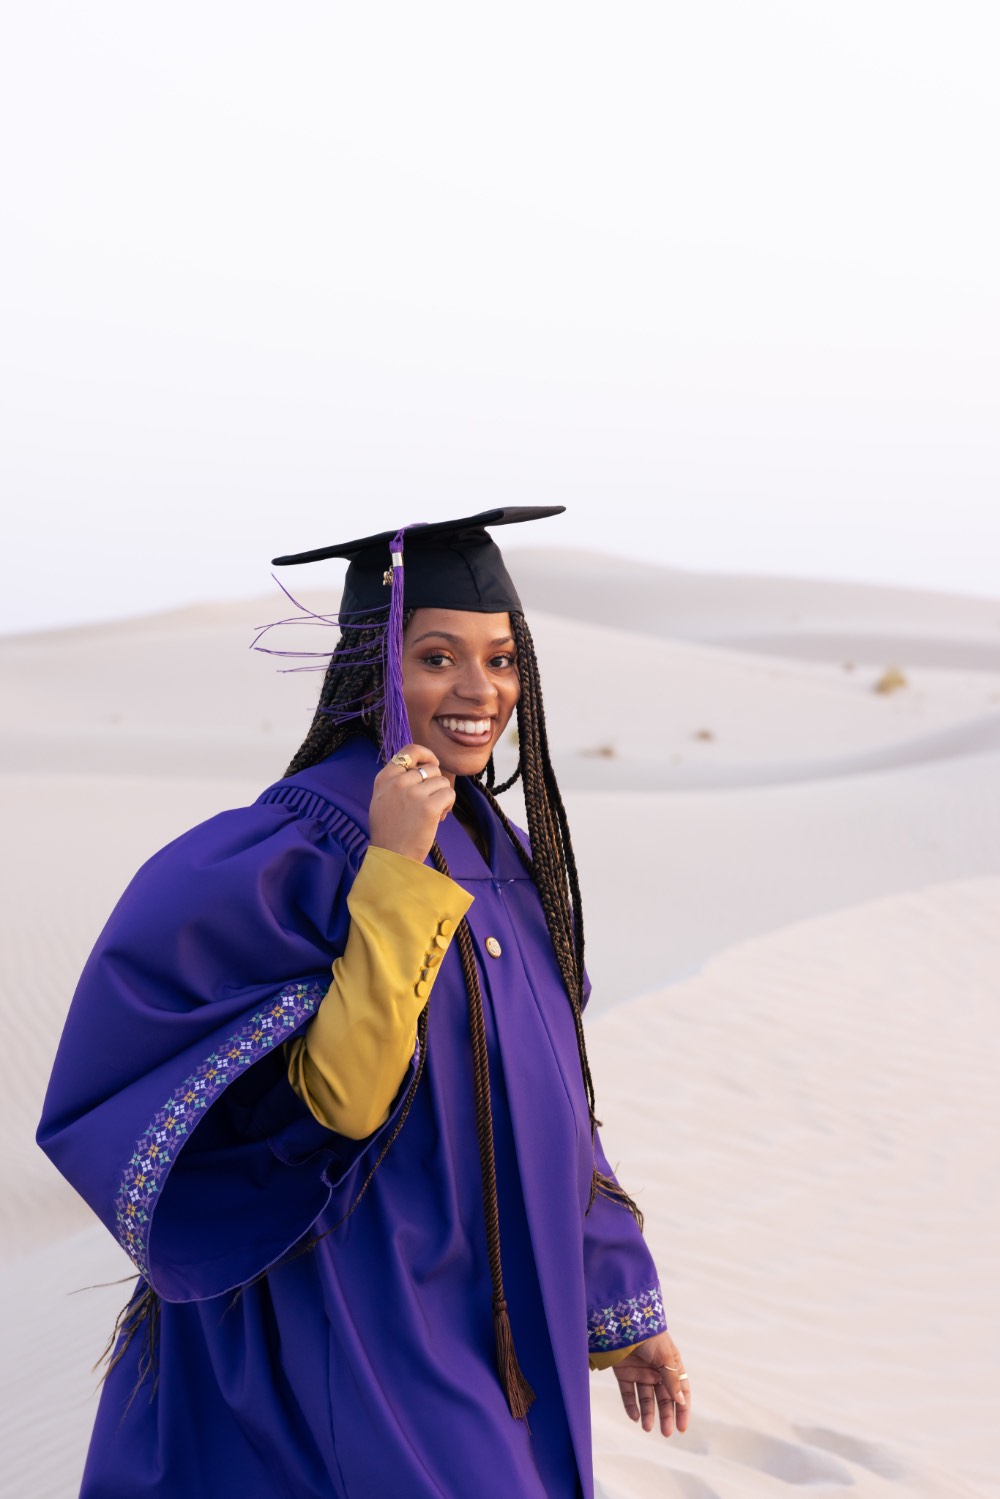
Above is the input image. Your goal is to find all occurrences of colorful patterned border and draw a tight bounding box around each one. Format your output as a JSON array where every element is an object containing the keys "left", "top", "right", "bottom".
[
  {"left": 113, "top": 980, "right": 325, "bottom": 1279},
  {"left": 587, "top": 1284, "right": 667, "bottom": 1352}
]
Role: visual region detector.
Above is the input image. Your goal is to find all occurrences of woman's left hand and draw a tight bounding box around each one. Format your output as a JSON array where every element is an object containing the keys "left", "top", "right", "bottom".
[{"left": 611, "top": 1330, "right": 690, "bottom": 1436}]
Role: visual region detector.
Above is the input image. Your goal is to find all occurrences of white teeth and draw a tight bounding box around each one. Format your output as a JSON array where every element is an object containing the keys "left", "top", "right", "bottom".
[{"left": 440, "top": 717, "right": 491, "bottom": 735}]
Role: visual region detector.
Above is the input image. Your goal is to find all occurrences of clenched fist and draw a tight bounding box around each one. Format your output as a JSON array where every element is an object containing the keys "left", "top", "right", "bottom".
[{"left": 368, "top": 745, "right": 456, "bottom": 864}]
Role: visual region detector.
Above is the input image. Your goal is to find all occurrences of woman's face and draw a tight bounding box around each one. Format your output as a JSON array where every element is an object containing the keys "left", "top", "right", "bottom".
[{"left": 401, "top": 608, "right": 520, "bottom": 784}]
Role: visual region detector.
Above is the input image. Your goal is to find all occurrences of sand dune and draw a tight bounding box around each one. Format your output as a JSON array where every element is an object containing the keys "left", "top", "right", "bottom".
[
  {"left": 511, "top": 549, "right": 1000, "bottom": 667},
  {"left": 3, "top": 552, "right": 998, "bottom": 1497},
  {"left": 588, "top": 878, "right": 1000, "bottom": 1498},
  {"left": 569, "top": 747, "right": 1000, "bottom": 1011}
]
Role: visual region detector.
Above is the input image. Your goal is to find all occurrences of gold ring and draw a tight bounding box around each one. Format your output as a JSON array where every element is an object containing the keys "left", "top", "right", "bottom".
[
  {"left": 391, "top": 752, "right": 414, "bottom": 770},
  {"left": 676, "top": 1373, "right": 689, "bottom": 1382}
]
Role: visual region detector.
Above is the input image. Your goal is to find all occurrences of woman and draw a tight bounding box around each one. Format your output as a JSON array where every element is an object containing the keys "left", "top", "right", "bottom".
[{"left": 38, "top": 507, "right": 690, "bottom": 1498}]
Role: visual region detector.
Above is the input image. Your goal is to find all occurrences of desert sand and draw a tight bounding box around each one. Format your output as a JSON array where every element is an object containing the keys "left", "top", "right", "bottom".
[{"left": 3, "top": 551, "right": 999, "bottom": 1497}]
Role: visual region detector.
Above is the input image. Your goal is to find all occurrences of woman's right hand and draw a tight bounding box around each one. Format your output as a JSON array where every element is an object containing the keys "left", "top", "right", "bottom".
[{"left": 368, "top": 745, "right": 456, "bottom": 864}]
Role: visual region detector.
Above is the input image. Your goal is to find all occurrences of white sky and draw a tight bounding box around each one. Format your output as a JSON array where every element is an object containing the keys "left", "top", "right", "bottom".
[{"left": 2, "top": 1, "right": 998, "bottom": 633}]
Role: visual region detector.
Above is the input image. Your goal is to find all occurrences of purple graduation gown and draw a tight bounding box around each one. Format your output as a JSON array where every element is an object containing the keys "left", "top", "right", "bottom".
[{"left": 38, "top": 736, "right": 665, "bottom": 1498}]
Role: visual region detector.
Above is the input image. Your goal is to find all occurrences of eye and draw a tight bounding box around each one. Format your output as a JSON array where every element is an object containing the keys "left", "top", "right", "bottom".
[
  {"left": 489, "top": 653, "right": 516, "bottom": 669},
  {"left": 421, "top": 651, "right": 454, "bottom": 668}
]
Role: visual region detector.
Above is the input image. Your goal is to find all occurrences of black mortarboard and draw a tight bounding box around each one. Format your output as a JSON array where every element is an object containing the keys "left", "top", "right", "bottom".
[{"left": 272, "top": 506, "right": 565, "bottom": 617}]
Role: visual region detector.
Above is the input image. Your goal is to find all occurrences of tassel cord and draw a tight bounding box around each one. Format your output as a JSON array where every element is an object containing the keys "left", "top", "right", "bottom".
[{"left": 430, "top": 841, "right": 536, "bottom": 1421}]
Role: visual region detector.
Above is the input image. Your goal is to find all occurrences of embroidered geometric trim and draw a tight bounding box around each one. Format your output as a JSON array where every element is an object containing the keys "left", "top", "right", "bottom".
[
  {"left": 113, "top": 979, "right": 325, "bottom": 1279},
  {"left": 587, "top": 1284, "right": 667, "bottom": 1352}
]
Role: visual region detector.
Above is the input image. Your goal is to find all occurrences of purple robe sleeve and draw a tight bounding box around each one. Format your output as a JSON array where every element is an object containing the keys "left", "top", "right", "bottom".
[
  {"left": 580, "top": 968, "right": 668, "bottom": 1356},
  {"left": 37, "top": 796, "right": 415, "bottom": 1303},
  {"left": 583, "top": 1129, "right": 667, "bottom": 1355}
]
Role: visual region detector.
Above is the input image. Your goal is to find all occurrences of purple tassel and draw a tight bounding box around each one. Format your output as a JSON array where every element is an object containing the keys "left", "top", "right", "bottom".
[{"left": 380, "top": 528, "right": 413, "bottom": 760}]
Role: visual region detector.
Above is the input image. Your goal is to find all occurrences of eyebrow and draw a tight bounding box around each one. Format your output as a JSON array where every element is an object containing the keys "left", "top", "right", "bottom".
[{"left": 411, "top": 631, "right": 514, "bottom": 648}]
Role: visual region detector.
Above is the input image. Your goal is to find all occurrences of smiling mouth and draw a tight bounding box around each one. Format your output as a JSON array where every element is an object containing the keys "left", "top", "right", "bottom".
[{"left": 436, "top": 715, "right": 495, "bottom": 743}]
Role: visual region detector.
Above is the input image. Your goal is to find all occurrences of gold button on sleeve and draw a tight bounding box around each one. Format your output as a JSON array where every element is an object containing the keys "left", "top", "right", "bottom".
[
  {"left": 415, "top": 980, "right": 430, "bottom": 1000},
  {"left": 433, "top": 932, "right": 449, "bottom": 951},
  {"left": 437, "top": 917, "right": 453, "bottom": 937}
]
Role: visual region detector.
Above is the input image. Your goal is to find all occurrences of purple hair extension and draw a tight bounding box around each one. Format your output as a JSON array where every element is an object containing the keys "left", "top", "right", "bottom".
[
  {"left": 252, "top": 546, "right": 417, "bottom": 752},
  {"left": 379, "top": 528, "right": 413, "bottom": 759},
  {"left": 250, "top": 575, "right": 388, "bottom": 673}
]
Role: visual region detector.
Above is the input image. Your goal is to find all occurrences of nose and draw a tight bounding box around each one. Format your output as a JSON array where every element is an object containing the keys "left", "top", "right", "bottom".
[{"left": 452, "top": 659, "right": 498, "bottom": 709}]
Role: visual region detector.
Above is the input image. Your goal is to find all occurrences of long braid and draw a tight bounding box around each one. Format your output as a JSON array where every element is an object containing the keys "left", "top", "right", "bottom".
[
  {"left": 94, "top": 1281, "right": 161, "bottom": 1408},
  {"left": 477, "top": 614, "right": 644, "bottom": 1230},
  {"left": 505, "top": 616, "right": 593, "bottom": 1109},
  {"left": 284, "top": 616, "right": 394, "bottom": 776},
  {"left": 429, "top": 842, "right": 535, "bottom": 1419},
  {"left": 280, "top": 839, "right": 534, "bottom": 1420}
]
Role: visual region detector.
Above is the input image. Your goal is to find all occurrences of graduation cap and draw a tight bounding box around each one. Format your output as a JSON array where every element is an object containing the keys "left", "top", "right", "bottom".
[
  {"left": 268, "top": 507, "right": 565, "bottom": 759},
  {"left": 272, "top": 506, "right": 565, "bottom": 616}
]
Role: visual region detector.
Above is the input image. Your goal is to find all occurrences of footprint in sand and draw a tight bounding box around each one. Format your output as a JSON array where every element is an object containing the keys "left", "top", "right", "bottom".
[
  {"left": 793, "top": 1423, "right": 910, "bottom": 1481},
  {"left": 595, "top": 1420, "right": 855, "bottom": 1498},
  {"left": 689, "top": 1416, "right": 856, "bottom": 1486}
]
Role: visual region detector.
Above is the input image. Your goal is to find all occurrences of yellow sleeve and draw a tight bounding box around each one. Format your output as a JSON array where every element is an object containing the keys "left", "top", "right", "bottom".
[
  {"left": 589, "top": 1343, "right": 641, "bottom": 1371},
  {"left": 285, "top": 845, "right": 473, "bottom": 1139}
]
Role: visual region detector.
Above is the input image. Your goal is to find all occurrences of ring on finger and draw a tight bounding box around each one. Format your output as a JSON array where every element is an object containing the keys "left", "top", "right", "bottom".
[
  {"left": 391, "top": 752, "right": 414, "bottom": 770},
  {"left": 416, "top": 766, "right": 429, "bottom": 781}
]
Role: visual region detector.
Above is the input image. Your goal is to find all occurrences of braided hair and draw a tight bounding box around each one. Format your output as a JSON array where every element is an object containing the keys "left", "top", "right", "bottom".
[{"left": 284, "top": 613, "right": 395, "bottom": 776}]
